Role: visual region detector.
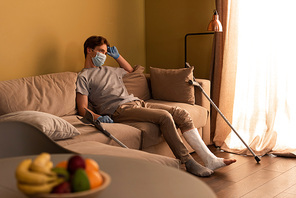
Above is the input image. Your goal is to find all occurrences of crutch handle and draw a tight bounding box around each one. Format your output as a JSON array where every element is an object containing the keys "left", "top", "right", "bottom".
[{"left": 188, "top": 80, "right": 202, "bottom": 88}]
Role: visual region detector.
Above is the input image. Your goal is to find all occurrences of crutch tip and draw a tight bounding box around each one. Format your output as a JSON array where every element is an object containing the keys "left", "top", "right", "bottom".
[{"left": 255, "top": 156, "right": 261, "bottom": 163}]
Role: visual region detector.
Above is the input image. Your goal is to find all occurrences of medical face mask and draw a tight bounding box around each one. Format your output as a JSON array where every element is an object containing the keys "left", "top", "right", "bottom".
[{"left": 92, "top": 52, "right": 106, "bottom": 67}]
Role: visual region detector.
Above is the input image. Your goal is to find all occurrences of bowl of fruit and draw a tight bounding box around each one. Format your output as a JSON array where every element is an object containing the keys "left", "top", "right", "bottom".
[{"left": 15, "top": 153, "right": 111, "bottom": 198}]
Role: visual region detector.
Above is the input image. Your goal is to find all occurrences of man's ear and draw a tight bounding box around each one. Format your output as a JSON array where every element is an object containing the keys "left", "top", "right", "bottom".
[{"left": 87, "top": 47, "right": 93, "bottom": 54}]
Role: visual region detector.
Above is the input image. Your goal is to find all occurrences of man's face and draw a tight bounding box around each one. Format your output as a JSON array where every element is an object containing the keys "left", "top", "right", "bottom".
[{"left": 91, "top": 44, "right": 108, "bottom": 57}]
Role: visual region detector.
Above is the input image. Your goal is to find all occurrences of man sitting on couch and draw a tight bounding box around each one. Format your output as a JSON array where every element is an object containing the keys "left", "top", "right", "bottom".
[{"left": 76, "top": 35, "right": 236, "bottom": 177}]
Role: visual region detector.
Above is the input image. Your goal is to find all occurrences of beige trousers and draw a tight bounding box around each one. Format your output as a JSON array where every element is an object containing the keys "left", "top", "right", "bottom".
[{"left": 112, "top": 100, "right": 195, "bottom": 163}]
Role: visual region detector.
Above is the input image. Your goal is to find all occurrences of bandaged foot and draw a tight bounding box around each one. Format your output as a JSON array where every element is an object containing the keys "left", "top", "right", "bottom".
[
  {"left": 206, "top": 157, "right": 226, "bottom": 170},
  {"left": 185, "top": 158, "right": 214, "bottom": 177},
  {"left": 183, "top": 128, "right": 236, "bottom": 170}
]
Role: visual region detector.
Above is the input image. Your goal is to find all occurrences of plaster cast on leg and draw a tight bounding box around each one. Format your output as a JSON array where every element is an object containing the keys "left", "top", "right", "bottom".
[{"left": 183, "top": 128, "right": 226, "bottom": 170}]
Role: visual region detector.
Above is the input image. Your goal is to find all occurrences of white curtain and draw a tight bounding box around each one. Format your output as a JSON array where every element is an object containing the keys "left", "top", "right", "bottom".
[{"left": 222, "top": 0, "right": 296, "bottom": 156}]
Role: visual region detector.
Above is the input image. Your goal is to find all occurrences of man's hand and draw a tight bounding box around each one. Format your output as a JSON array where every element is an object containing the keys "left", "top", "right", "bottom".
[
  {"left": 107, "top": 45, "right": 133, "bottom": 73},
  {"left": 107, "top": 46, "right": 120, "bottom": 59},
  {"left": 97, "top": 115, "right": 114, "bottom": 123}
]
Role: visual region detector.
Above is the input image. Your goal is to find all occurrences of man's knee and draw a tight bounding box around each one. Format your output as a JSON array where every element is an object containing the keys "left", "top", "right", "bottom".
[
  {"left": 173, "top": 107, "right": 194, "bottom": 132},
  {"left": 172, "top": 107, "right": 192, "bottom": 123},
  {"left": 175, "top": 107, "right": 189, "bottom": 116},
  {"left": 158, "top": 110, "right": 174, "bottom": 124}
]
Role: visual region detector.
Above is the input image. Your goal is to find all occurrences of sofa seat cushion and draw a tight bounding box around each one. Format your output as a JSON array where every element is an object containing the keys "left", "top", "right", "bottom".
[
  {"left": 57, "top": 115, "right": 142, "bottom": 149},
  {"left": 63, "top": 141, "right": 180, "bottom": 168},
  {"left": 122, "top": 99, "right": 209, "bottom": 149}
]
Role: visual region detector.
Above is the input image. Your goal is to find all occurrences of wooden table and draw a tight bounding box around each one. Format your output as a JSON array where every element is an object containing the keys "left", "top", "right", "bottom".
[{"left": 0, "top": 154, "right": 216, "bottom": 198}]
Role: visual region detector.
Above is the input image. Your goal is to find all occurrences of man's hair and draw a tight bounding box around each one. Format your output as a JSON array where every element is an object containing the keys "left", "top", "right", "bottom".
[{"left": 84, "top": 36, "right": 110, "bottom": 58}]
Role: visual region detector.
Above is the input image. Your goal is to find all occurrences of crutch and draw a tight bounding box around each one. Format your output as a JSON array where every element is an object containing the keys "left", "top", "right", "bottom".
[
  {"left": 77, "top": 108, "right": 128, "bottom": 148},
  {"left": 186, "top": 62, "right": 261, "bottom": 163}
]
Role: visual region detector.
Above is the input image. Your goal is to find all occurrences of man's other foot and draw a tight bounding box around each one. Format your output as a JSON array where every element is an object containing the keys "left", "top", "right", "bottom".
[{"left": 185, "top": 159, "right": 214, "bottom": 177}]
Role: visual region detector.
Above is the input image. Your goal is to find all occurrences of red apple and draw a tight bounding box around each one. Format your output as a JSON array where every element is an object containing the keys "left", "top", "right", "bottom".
[
  {"left": 51, "top": 181, "right": 71, "bottom": 193},
  {"left": 67, "top": 155, "right": 86, "bottom": 174}
]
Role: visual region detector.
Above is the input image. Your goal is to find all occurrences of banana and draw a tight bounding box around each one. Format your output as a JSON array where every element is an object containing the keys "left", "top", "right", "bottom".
[
  {"left": 30, "top": 153, "right": 56, "bottom": 176},
  {"left": 45, "top": 161, "right": 54, "bottom": 170},
  {"left": 15, "top": 159, "right": 58, "bottom": 185},
  {"left": 17, "top": 178, "right": 64, "bottom": 195}
]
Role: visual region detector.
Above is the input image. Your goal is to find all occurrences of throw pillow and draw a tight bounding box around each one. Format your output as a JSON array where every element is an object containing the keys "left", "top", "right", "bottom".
[
  {"left": 123, "top": 65, "right": 151, "bottom": 100},
  {"left": 150, "top": 66, "right": 195, "bottom": 104},
  {"left": 0, "top": 111, "right": 80, "bottom": 140}
]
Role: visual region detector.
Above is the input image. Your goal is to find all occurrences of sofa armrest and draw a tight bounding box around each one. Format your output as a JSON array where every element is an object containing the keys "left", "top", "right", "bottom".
[
  {"left": 193, "top": 78, "right": 211, "bottom": 145},
  {"left": 194, "top": 78, "right": 210, "bottom": 112},
  {"left": 0, "top": 121, "right": 73, "bottom": 158}
]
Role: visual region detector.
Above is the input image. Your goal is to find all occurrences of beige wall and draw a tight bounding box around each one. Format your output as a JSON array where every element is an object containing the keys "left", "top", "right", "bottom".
[
  {"left": 0, "top": 0, "right": 214, "bottom": 81},
  {"left": 0, "top": 0, "right": 145, "bottom": 81},
  {"left": 145, "top": 0, "right": 215, "bottom": 79}
]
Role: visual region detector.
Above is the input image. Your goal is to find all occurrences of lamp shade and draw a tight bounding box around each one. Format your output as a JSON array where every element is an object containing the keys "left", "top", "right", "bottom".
[{"left": 207, "top": 10, "right": 223, "bottom": 32}]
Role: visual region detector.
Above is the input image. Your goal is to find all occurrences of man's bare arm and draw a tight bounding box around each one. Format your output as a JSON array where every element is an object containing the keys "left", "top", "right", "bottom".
[
  {"left": 76, "top": 92, "right": 100, "bottom": 120},
  {"left": 116, "top": 55, "right": 133, "bottom": 73}
]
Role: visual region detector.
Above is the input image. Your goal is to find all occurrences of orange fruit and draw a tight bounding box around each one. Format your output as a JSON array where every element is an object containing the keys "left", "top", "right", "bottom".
[
  {"left": 86, "top": 169, "right": 103, "bottom": 189},
  {"left": 55, "top": 160, "right": 68, "bottom": 169},
  {"left": 85, "top": 158, "right": 99, "bottom": 172}
]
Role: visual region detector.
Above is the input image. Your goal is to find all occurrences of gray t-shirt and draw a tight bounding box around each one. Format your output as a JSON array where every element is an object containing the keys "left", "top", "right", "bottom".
[{"left": 76, "top": 66, "right": 139, "bottom": 115}]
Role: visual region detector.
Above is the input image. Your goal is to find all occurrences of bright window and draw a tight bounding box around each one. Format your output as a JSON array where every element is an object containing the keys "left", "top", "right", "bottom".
[{"left": 224, "top": 0, "right": 296, "bottom": 154}]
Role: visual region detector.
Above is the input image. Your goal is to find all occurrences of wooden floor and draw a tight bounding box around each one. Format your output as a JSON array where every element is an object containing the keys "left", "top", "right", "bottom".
[{"left": 189, "top": 146, "right": 296, "bottom": 198}]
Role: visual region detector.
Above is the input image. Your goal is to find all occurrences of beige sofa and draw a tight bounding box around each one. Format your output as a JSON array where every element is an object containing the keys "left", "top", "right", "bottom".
[{"left": 0, "top": 66, "right": 211, "bottom": 168}]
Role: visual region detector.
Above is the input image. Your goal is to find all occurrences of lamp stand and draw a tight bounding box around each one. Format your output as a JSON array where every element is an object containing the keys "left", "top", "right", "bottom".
[{"left": 184, "top": 32, "right": 214, "bottom": 66}]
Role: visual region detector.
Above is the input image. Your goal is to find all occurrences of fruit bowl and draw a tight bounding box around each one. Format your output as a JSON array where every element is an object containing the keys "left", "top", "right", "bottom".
[{"left": 27, "top": 171, "right": 111, "bottom": 198}]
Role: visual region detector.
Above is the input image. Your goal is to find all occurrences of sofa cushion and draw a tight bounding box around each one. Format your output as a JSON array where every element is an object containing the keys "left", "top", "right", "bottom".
[
  {"left": 58, "top": 115, "right": 142, "bottom": 150},
  {"left": 150, "top": 67, "right": 195, "bottom": 105},
  {"left": 0, "top": 111, "right": 80, "bottom": 140},
  {"left": 63, "top": 141, "right": 180, "bottom": 168},
  {"left": 0, "top": 72, "right": 77, "bottom": 117},
  {"left": 123, "top": 65, "right": 151, "bottom": 101}
]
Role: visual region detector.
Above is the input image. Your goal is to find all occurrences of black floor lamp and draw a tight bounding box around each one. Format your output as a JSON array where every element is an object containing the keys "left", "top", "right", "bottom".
[
  {"left": 184, "top": 32, "right": 214, "bottom": 67},
  {"left": 185, "top": 10, "right": 261, "bottom": 163},
  {"left": 184, "top": 10, "right": 222, "bottom": 66}
]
